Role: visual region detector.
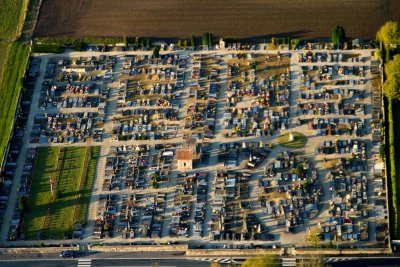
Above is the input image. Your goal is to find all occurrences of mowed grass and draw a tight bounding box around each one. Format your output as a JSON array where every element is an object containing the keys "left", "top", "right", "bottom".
[
  {"left": 24, "top": 147, "right": 60, "bottom": 240},
  {"left": 0, "top": 43, "right": 29, "bottom": 165},
  {"left": 47, "top": 147, "right": 88, "bottom": 239},
  {"left": 0, "top": 43, "right": 9, "bottom": 76},
  {"left": 77, "top": 146, "right": 99, "bottom": 224},
  {"left": 278, "top": 132, "right": 307, "bottom": 149},
  {"left": 0, "top": 0, "right": 28, "bottom": 40}
]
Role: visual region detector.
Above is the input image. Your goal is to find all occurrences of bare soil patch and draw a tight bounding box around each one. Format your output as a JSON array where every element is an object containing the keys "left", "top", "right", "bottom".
[{"left": 34, "top": 0, "right": 400, "bottom": 39}]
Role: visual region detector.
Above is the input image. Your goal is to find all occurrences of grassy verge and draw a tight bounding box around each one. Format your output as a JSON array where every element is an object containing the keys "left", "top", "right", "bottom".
[
  {"left": 47, "top": 147, "right": 87, "bottom": 239},
  {"left": 0, "top": 43, "right": 30, "bottom": 165},
  {"left": 0, "top": 43, "right": 10, "bottom": 79},
  {"left": 36, "top": 36, "right": 123, "bottom": 45},
  {"left": 387, "top": 99, "right": 400, "bottom": 240},
  {"left": 23, "top": 147, "right": 61, "bottom": 239},
  {"left": 77, "top": 146, "right": 100, "bottom": 224}
]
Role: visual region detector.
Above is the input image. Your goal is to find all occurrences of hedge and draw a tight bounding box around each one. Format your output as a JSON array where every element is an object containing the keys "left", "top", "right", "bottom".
[
  {"left": 32, "top": 43, "right": 62, "bottom": 53},
  {"left": 388, "top": 99, "right": 400, "bottom": 239}
]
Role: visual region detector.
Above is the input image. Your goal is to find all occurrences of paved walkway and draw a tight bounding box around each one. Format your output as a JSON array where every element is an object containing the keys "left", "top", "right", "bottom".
[{"left": 0, "top": 55, "right": 49, "bottom": 243}]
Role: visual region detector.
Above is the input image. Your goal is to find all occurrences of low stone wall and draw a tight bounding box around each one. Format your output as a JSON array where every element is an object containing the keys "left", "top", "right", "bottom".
[
  {"left": 93, "top": 244, "right": 188, "bottom": 252},
  {"left": 0, "top": 244, "right": 188, "bottom": 254},
  {"left": 0, "top": 247, "right": 67, "bottom": 254},
  {"left": 186, "top": 248, "right": 283, "bottom": 257}
]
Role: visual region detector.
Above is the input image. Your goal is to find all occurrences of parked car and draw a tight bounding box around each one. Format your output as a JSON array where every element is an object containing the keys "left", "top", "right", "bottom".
[{"left": 60, "top": 250, "right": 77, "bottom": 258}]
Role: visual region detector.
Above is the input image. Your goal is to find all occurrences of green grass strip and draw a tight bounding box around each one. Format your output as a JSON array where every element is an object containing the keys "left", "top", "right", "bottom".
[
  {"left": 23, "top": 147, "right": 60, "bottom": 239},
  {"left": 77, "top": 146, "right": 100, "bottom": 224},
  {"left": 0, "top": 42, "right": 29, "bottom": 166},
  {"left": 388, "top": 100, "right": 400, "bottom": 239},
  {"left": 47, "top": 147, "right": 87, "bottom": 239}
]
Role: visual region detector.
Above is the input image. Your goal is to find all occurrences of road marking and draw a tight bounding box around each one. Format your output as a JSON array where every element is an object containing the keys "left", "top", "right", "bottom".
[
  {"left": 78, "top": 258, "right": 92, "bottom": 267},
  {"left": 192, "top": 257, "right": 237, "bottom": 263},
  {"left": 281, "top": 257, "right": 297, "bottom": 267}
]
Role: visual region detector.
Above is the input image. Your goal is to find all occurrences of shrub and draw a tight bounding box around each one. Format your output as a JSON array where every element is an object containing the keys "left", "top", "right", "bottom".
[
  {"left": 331, "top": 25, "right": 346, "bottom": 45},
  {"left": 74, "top": 41, "right": 85, "bottom": 52},
  {"left": 123, "top": 35, "right": 128, "bottom": 47},
  {"left": 152, "top": 46, "right": 160, "bottom": 58},
  {"left": 190, "top": 35, "right": 195, "bottom": 46},
  {"left": 202, "top": 32, "right": 209, "bottom": 46}
]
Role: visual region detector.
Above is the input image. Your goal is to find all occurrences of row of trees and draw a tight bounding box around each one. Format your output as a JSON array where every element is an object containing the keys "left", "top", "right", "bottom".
[
  {"left": 202, "top": 32, "right": 213, "bottom": 47},
  {"left": 122, "top": 35, "right": 152, "bottom": 48},
  {"left": 380, "top": 21, "right": 400, "bottom": 101},
  {"left": 378, "top": 21, "right": 400, "bottom": 242}
]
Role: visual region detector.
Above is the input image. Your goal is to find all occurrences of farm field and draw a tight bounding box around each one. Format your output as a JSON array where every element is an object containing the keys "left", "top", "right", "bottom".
[
  {"left": 0, "top": 43, "right": 30, "bottom": 166},
  {"left": 34, "top": 0, "right": 400, "bottom": 39},
  {"left": 24, "top": 147, "right": 96, "bottom": 239},
  {"left": 0, "top": 0, "right": 28, "bottom": 41}
]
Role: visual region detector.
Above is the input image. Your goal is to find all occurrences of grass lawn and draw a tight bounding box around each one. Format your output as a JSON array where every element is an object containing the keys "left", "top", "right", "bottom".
[
  {"left": 77, "top": 146, "right": 100, "bottom": 224},
  {"left": 0, "top": 0, "right": 28, "bottom": 41},
  {"left": 24, "top": 147, "right": 61, "bottom": 239},
  {"left": 0, "top": 43, "right": 30, "bottom": 165},
  {"left": 47, "top": 147, "right": 88, "bottom": 239},
  {"left": 0, "top": 43, "right": 9, "bottom": 76},
  {"left": 277, "top": 132, "right": 307, "bottom": 148}
]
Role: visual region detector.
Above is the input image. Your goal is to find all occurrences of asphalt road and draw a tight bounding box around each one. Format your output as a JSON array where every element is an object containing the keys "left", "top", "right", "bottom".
[
  {"left": 0, "top": 258, "right": 210, "bottom": 267},
  {"left": 2, "top": 255, "right": 400, "bottom": 267}
]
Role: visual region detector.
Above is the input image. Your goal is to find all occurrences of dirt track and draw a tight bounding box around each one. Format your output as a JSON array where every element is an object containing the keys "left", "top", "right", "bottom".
[{"left": 34, "top": 0, "right": 400, "bottom": 39}]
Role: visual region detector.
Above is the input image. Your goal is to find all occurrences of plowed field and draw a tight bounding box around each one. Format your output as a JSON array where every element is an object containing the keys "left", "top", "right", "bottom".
[{"left": 34, "top": 0, "right": 400, "bottom": 39}]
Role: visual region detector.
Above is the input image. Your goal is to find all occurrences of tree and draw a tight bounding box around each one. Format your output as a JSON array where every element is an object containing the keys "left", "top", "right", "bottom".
[
  {"left": 183, "top": 40, "right": 188, "bottom": 47},
  {"left": 295, "top": 163, "right": 304, "bottom": 176},
  {"left": 177, "top": 40, "right": 182, "bottom": 47},
  {"left": 208, "top": 32, "right": 213, "bottom": 48},
  {"left": 290, "top": 38, "right": 301, "bottom": 50},
  {"left": 135, "top": 36, "right": 139, "bottom": 47},
  {"left": 191, "top": 35, "right": 195, "bottom": 47},
  {"left": 202, "top": 32, "right": 209, "bottom": 46},
  {"left": 271, "top": 37, "right": 277, "bottom": 46},
  {"left": 376, "top": 21, "right": 400, "bottom": 46},
  {"left": 146, "top": 38, "right": 151, "bottom": 49},
  {"left": 241, "top": 255, "right": 279, "bottom": 267},
  {"left": 331, "top": 25, "right": 346, "bottom": 45},
  {"left": 153, "top": 46, "right": 160, "bottom": 58},
  {"left": 74, "top": 41, "right": 85, "bottom": 52},
  {"left": 307, "top": 227, "right": 321, "bottom": 247},
  {"left": 383, "top": 55, "right": 400, "bottom": 100},
  {"left": 374, "top": 49, "right": 383, "bottom": 62},
  {"left": 152, "top": 180, "right": 160, "bottom": 189},
  {"left": 123, "top": 35, "right": 128, "bottom": 47}
]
